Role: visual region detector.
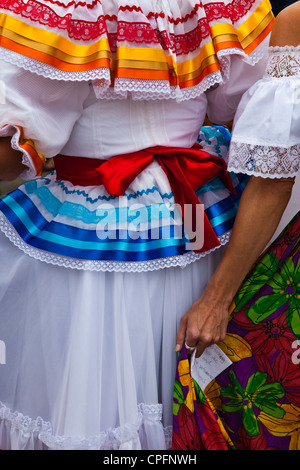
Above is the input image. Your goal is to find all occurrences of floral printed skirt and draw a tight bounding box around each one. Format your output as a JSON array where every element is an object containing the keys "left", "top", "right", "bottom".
[{"left": 173, "top": 210, "right": 300, "bottom": 450}]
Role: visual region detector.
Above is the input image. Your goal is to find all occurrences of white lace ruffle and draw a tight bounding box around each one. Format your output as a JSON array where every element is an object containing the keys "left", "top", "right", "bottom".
[
  {"left": 0, "top": 47, "right": 111, "bottom": 83},
  {"left": 0, "top": 2, "right": 268, "bottom": 102},
  {"left": 0, "top": 401, "right": 172, "bottom": 450},
  {"left": 92, "top": 44, "right": 266, "bottom": 101},
  {"left": 93, "top": 71, "right": 224, "bottom": 102},
  {"left": 228, "top": 45, "right": 300, "bottom": 177},
  {"left": 0, "top": 46, "right": 264, "bottom": 102},
  {"left": 0, "top": 401, "right": 52, "bottom": 436},
  {"left": 0, "top": 124, "right": 37, "bottom": 180},
  {"left": 265, "top": 45, "right": 300, "bottom": 78},
  {"left": 269, "top": 45, "right": 300, "bottom": 52},
  {"left": 41, "top": 417, "right": 143, "bottom": 451},
  {"left": 228, "top": 141, "right": 300, "bottom": 178},
  {"left": 218, "top": 45, "right": 267, "bottom": 79},
  {"left": 0, "top": 213, "right": 231, "bottom": 273}
]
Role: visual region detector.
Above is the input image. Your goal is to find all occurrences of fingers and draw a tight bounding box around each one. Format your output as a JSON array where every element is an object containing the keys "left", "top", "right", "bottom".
[
  {"left": 175, "top": 305, "right": 228, "bottom": 357},
  {"left": 195, "top": 342, "right": 207, "bottom": 358},
  {"left": 175, "top": 315, "right": 200, "bottom": 355},
  {"left": 184, "top": 341, "right": 197, "bottom": 355},
  {"left": 175, "top": 315, "right": 187, "bottom": 353}
]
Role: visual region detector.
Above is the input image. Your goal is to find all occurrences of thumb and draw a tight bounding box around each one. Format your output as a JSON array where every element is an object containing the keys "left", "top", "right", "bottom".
[{"left": 175, "top": 316, "right": 187, "bottom": 352}]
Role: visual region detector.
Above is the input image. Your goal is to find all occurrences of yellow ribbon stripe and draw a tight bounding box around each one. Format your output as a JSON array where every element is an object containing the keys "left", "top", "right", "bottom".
[
  {"left": 0, "top": 14, "right": 111, "bottom": 58},
  {"left": 0, "top": 0, "right": 274, "bottom": 83}
]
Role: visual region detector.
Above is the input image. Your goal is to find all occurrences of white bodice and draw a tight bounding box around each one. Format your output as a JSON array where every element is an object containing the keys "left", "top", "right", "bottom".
[{"left": 0, "top": 49, "right": 267, "bottom": 179}]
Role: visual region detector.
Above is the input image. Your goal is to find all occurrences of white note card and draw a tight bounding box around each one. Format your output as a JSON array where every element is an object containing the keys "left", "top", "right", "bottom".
[{"left": 191, "top": 344, "right": 232, "bottom": 390}]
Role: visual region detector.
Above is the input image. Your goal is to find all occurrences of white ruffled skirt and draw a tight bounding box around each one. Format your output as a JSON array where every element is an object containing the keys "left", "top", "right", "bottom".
[
  {"left": 0, "top": 230, "right": 224, "bottom": 450},
  {"left": 0, "top": 126, "right": 243, "bottom": 450}
]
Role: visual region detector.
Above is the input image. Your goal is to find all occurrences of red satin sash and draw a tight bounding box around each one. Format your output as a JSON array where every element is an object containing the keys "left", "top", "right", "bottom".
[{"left": 54, "top": 144, "right": 236, "bottom": 253}]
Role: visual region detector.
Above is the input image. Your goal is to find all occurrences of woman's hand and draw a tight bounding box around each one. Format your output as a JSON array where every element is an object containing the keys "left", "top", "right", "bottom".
[
  {"left": 175, "top": 175, "right": 295, "bottom": 358},
  {"left": 175, "top": 286, "right": 231, "bottom": 357},
  {"left": 175, "top": 0, "right": 300, "bottom": 361}
]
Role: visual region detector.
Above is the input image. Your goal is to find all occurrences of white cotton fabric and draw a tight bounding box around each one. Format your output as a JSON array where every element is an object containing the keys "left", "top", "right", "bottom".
[
  {"left": 0, "top": 60, "right": 90, "bottom": 177},
  {"left": 0, "top": 231, "right": 224, "bottom": 450},
  {"left": 0, "top": 48, "right": 268, "bottom": 180},
  {"left": 228, "top": 46, "right": 300, "bottom": 178}
]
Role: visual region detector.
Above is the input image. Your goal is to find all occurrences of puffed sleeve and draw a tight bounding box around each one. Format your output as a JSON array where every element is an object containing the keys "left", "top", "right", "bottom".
[
  {"left": 227, "top": 46, "right": 300, "bottom": 178},
  {"left": 205, "top": 37, "right": 269, "bottom": 126},
  {"left": 0, "top": 60, "right": 90, "bottom": 179}
]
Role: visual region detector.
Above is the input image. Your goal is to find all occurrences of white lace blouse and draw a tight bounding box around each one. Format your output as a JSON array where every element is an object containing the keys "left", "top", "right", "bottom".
[
  {"left": 228, "top": 46, "right": 300, "bottom": 178},
  {"left": 0, "top": 0, "right": 275, "bottom": 180},
  {"left": 0, "top": 50, "right": 267, "bottom": 180}
]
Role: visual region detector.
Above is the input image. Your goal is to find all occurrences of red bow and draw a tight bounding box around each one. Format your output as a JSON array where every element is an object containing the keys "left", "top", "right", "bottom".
[{"left": 54, "top": 144, "right": 236, "bottom": 253}]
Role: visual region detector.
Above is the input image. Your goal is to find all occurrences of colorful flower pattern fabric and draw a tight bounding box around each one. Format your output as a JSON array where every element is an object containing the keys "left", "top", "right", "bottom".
[{"left": 173, "top": 210, "right": 300, "bottom": 450}]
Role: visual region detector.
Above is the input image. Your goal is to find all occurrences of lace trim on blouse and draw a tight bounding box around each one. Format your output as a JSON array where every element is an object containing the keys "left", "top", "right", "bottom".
[
  {"left": 0, "top": 0, "right": 273, "bottom": 101},
  {"left": 228, "top": 141, "right": 300, "bottom": 178},
  {"left": 0, "top": 401, "right": 172, "bottom": 450},
  {"left": 0, "top": 124, "right": 44, "bottom": 180},
  {"left": 266, "top": 45, "right": 300, "bottom": 78},
  {"left": 229, "top": 46, "right": 300, "bottom": 179}
]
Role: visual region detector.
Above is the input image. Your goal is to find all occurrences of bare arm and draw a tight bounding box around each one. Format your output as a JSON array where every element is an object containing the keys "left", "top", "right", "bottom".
[
  {"left": 176, "top": 4, "right": 299, "bottom": 356},
  {"left": 176, "top": 176, "right": 294, "bottom": 356},
  {"left": 269, "top": 1, "right": 300, "bottom": 47}
]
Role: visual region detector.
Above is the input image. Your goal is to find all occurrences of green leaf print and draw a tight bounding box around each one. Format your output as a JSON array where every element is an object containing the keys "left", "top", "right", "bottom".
[{"left": 221, "top": 371, "right": 285, "bottom": 436}]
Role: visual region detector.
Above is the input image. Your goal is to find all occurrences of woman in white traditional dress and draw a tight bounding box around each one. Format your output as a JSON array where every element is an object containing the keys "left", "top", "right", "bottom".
[{"left": 0, "top": 0, "right": 275, "bottom": 450}]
